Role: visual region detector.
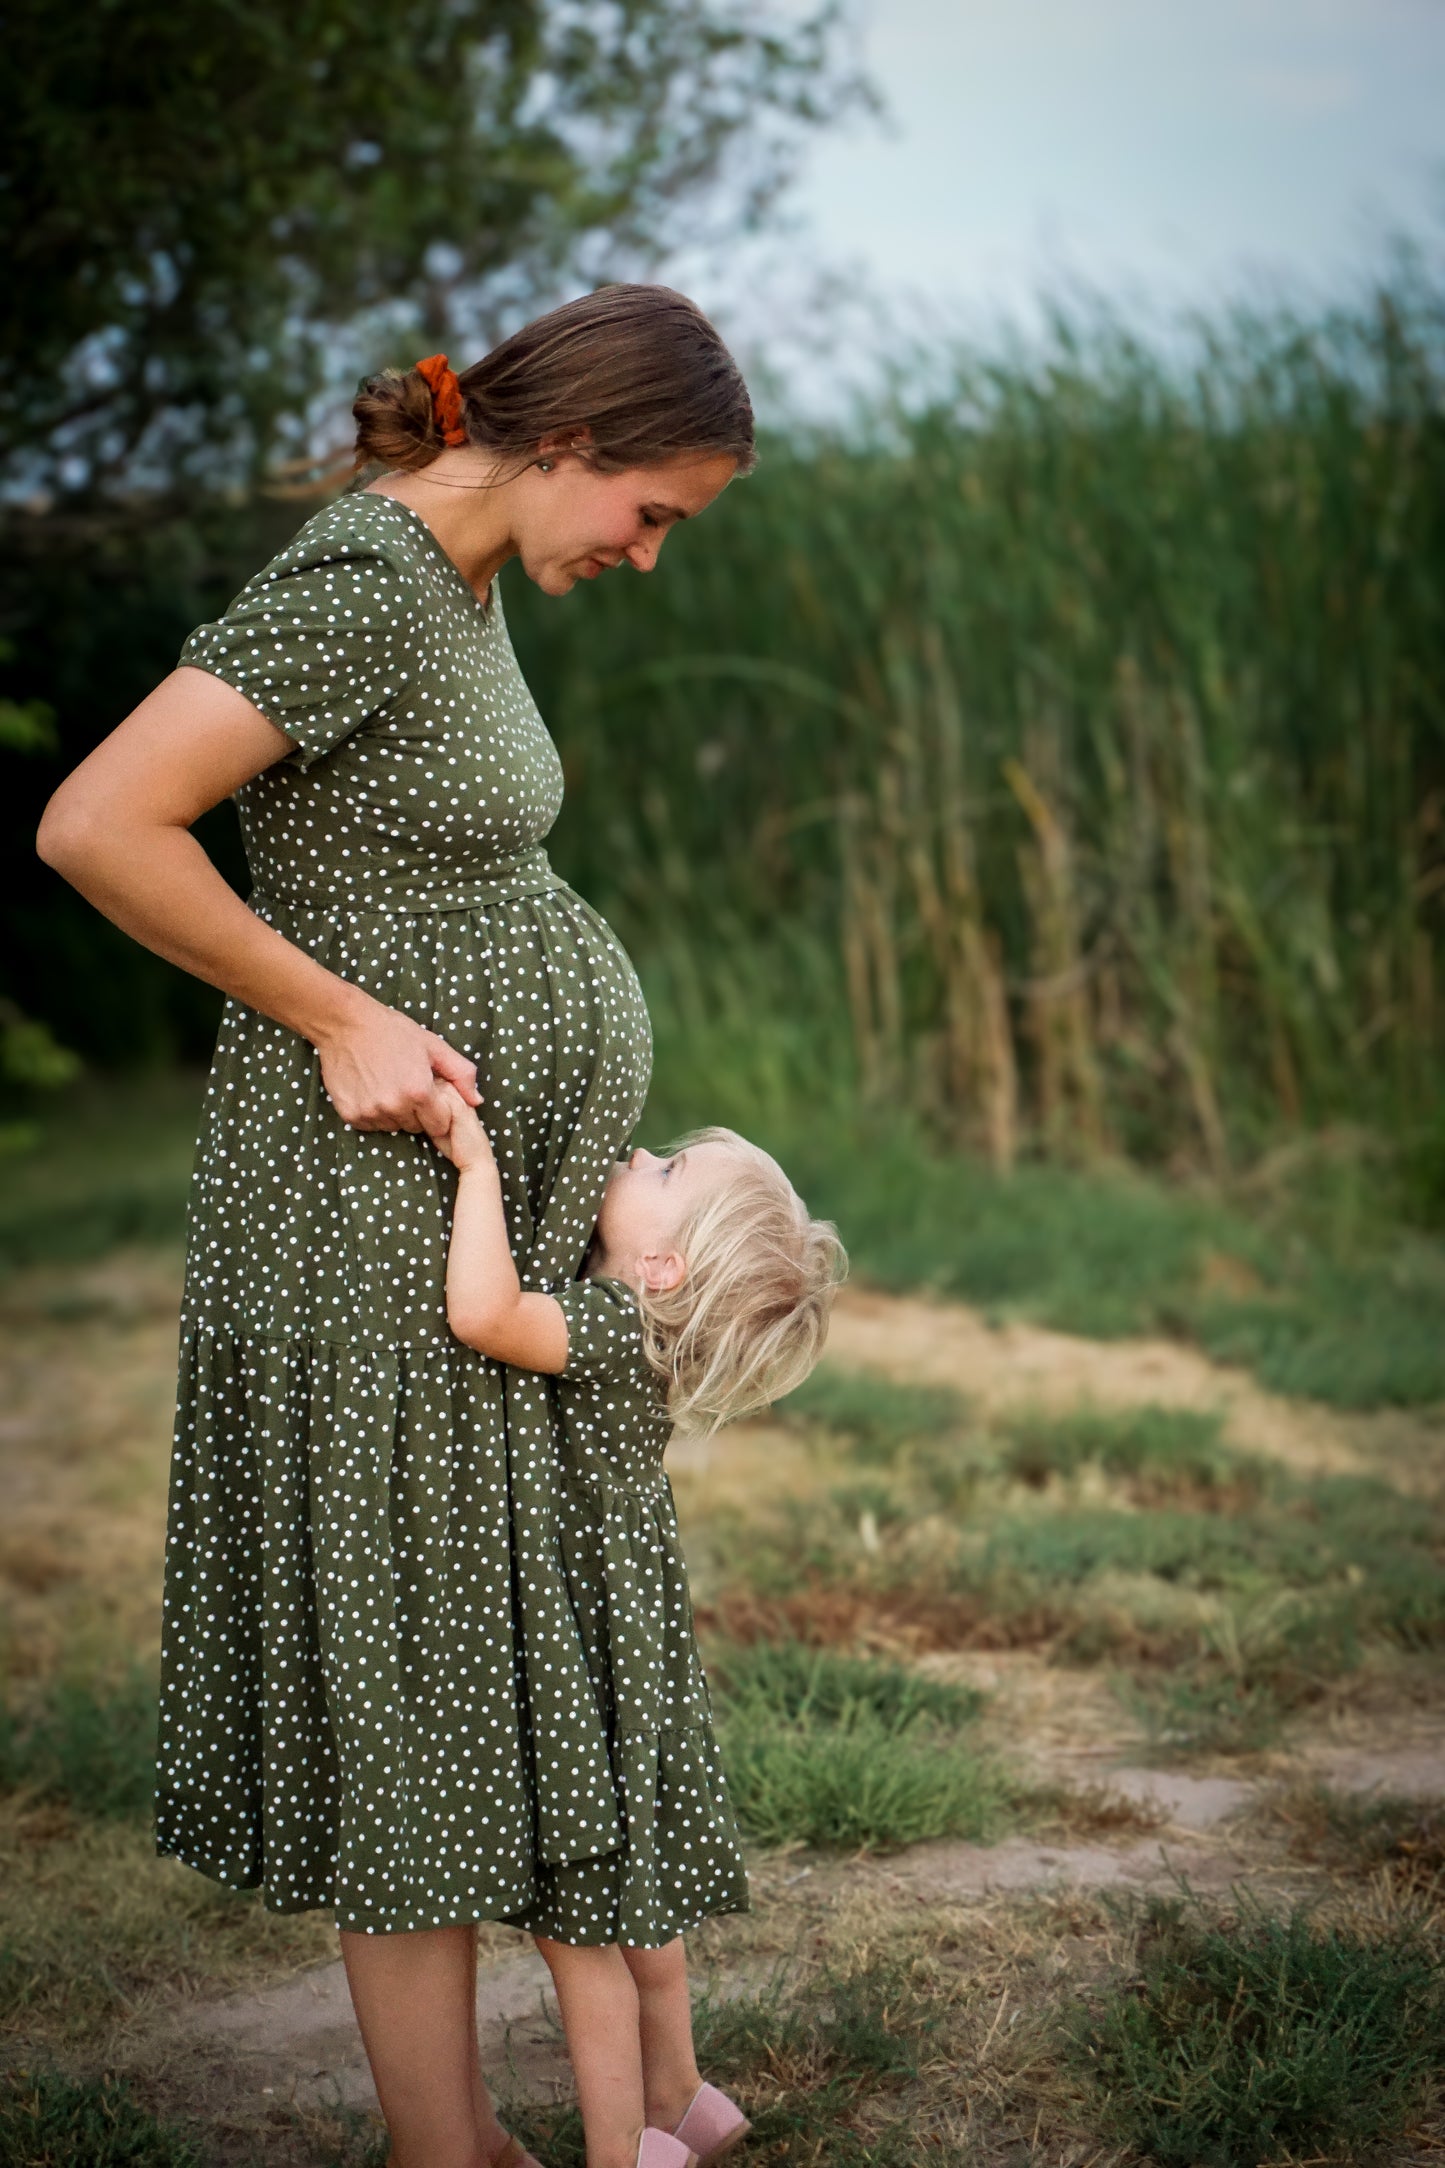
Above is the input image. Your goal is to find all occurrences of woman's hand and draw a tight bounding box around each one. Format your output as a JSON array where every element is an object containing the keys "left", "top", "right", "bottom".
[
  {"left": 430, "top": 1080, "right": 495, "bottom": 1172},
  {"left": 314, "top": 997, "right": 481, "bottom": 1137}
]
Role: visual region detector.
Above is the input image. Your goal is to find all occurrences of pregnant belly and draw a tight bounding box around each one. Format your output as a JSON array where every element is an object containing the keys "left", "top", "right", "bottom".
[{"left": 183, "top": 889, "right": 652, "bottom": 1343}]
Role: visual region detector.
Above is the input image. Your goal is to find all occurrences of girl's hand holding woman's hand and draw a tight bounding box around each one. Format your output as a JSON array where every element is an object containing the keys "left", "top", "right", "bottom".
[
  {"left": 430, "top": 1081, "right": 494, "bottom": 1173},
  {"left": 313, "top": 992, "right": 481, "bottom": 1140}
]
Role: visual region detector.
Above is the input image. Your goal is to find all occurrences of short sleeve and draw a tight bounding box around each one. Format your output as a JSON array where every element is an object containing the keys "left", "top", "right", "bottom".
[
  {"left": 180, "top": 544, "right": 413, "bottom": 771},
  {"left": 553, "top": 1277, "right": 646, "bottom": 1387}
]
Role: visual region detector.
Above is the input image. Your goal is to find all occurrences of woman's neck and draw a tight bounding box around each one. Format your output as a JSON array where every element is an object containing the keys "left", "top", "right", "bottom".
[{"left": 365, "top": 453, "right": 518, "bottom": 597}]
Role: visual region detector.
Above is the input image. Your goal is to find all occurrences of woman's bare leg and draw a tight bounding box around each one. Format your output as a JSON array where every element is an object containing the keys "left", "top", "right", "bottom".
[
  {"left": 533, "top": 1937, "right": 645, "bottom": 2168},
  {"left": 340, "top": 1924, "right": 510, "bottom": 2168},
  {"left": 621, "top": 1940, "right": 703, "bottom": 2133}
]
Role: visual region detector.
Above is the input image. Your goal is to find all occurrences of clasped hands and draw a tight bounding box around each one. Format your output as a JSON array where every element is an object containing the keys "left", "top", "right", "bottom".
[{"left": 314, "top": 992, "right": 482, "bottom": 1143}]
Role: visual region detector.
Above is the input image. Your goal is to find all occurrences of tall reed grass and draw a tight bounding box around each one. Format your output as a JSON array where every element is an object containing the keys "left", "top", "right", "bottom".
[{"left": 510, "top": 261, "right": 1445, "bottom": 1168}]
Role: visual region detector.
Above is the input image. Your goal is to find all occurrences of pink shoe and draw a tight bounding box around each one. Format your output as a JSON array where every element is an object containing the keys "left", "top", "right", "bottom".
[
  {"left": 673, "top": 2084, "right": 752, "bottom": 2163},
  {"left": 637, "top": 2131, "right": 698, "bottom": 2168}
]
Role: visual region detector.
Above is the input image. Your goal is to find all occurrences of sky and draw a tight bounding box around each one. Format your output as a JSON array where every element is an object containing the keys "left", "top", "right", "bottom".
[{"left": 686, "top": 0, "right": 1445, "bottom": 399}]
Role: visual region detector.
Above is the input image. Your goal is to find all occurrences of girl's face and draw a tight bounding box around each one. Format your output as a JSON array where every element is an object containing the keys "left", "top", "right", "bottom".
[
  {"left": 513, "top": 448, "right": 737, "bottom": 597},
  {"left": 594, "top": 1140, "right": 737, "bottom": 1292}
]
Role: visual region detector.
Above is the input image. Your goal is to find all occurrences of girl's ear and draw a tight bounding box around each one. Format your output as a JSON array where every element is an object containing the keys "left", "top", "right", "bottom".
[{"left": 638, "top": 1247, "right": 686, "bottom": 1294}]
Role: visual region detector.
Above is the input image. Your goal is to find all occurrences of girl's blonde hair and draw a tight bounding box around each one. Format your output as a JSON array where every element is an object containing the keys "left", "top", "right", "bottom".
[{"left": 637, "top": 1128, "right": 847, "bottom": 1435}]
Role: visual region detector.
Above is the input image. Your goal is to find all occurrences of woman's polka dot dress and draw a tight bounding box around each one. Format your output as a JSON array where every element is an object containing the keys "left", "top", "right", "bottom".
[{"left": 157, "top": 490, "right": 745, "bottom": 1942}]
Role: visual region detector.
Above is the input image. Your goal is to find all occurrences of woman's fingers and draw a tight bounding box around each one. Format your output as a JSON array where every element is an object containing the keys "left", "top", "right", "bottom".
[{"left": 315, "top": 1009, "right": 480, "bottom": 1130}]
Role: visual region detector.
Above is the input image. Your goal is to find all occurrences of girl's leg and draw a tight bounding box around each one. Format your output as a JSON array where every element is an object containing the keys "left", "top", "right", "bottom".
[
  {"left": 340, "top": 1924, "right": 512, "bottom": 2168},
  {"left": 533, "top": 1936, "right": 646, "bottom": 2168},
  {"left": 620, "top": 1940, "right": 703, "bottom": 2134}
]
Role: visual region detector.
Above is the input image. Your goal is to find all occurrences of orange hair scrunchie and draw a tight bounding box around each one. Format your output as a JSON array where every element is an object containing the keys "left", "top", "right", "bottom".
[{"left": 415, "top": 353, "right": 468, "bottom": 447}]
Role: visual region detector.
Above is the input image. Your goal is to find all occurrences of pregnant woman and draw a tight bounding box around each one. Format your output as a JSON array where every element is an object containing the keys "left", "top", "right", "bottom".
[{"left": 37, "top": 285, "right": 751, "bottom": 2168}]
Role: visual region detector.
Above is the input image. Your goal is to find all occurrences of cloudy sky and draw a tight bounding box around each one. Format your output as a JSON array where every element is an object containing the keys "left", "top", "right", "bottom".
[{"left": 697, "top": 0, "right": 1445, "bottom": 390}]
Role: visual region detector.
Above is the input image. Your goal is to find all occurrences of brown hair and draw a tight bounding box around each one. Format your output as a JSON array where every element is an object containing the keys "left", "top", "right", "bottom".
[{"left": 353, "top": 284, "right": 755, "bottom": 478}]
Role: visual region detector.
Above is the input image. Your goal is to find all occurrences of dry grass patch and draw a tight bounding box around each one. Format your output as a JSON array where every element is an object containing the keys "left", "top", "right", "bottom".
[
  {"left": 1254, "top": 1778, "right": 1445, "bottom": 1898},
  {"left": 0, "top": 1799, "right": 333, "bottom": 2055}
]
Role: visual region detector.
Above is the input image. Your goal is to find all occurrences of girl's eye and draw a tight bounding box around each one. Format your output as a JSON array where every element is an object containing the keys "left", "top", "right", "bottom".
[{"left": 641, "top": 511, "right": 659, "bottom": 530}]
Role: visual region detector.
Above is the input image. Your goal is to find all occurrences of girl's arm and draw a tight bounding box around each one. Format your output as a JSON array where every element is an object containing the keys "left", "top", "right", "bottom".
[
  {"left": 435, "top": 1087, "right": 570, "bottom": 1372},
  {"left": 36, "top": 668, "right": 479, "bottom": 1134}
]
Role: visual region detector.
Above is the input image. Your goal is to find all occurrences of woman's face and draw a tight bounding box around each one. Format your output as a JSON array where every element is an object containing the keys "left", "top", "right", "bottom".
[{"left": 514, "top": 447, "right": 737, "bottom": 596}]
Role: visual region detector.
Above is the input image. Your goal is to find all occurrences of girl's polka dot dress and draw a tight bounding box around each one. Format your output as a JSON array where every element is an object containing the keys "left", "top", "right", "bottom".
[{"left": 157, "top": 491, "right": 748, "bottom": 1943}]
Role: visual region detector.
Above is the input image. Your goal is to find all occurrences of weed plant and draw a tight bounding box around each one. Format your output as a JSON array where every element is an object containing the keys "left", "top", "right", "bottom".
[{"left": 1071, "top": 1893, "right": 1445, "bottom": 2167}]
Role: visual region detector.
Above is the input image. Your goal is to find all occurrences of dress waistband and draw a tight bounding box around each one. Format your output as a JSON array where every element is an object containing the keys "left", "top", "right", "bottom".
[{"left": 249, "top": 847, "right": 568, "bottom": 916}]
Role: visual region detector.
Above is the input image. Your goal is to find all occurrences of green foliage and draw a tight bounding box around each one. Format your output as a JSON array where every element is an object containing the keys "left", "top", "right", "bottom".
[
  {"left": 502, "top": 269, "right": 1445, "bottom": 1169},
  {"left": 720, "top": 1712, "right": 1012, "bottom": 1850},
  {"left": 0, "top": 2070, "right": 201, "bottom": 2168},
  {"left": 4, "top": 0, "right": 860, "bottom": 493},
  {"left": 1072, "top": 1895, "right": 1445, "bottom": 2167},
  {"left": 0, "top": 1070, "right": 201, "bottom": 1274},
  {"left": 0, "top": 1669, "right": 157, "bottom": 1820}
]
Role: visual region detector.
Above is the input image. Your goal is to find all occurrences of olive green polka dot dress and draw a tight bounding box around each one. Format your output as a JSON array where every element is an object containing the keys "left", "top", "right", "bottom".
[{"left": 156, "top": 491, "right": 749, "bottom": 1943}]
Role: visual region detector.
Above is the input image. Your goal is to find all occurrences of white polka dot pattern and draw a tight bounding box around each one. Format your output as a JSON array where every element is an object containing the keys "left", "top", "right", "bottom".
[{"left": 154, "top": 495, "right": 741, "bottom": 1943}]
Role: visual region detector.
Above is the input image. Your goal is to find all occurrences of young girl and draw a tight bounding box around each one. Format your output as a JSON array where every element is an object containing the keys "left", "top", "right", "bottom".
[{"left": 432, "top": 1087, "right": 845, "bottom": 2168}]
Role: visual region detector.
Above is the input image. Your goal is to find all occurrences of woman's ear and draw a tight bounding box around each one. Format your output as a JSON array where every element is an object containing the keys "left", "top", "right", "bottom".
[
  {"left": 535, "top": 426, "right": 594, "bottom": 462},
  {"left": 638, "top": 1247, "right": 686, "bottom": 1294}
]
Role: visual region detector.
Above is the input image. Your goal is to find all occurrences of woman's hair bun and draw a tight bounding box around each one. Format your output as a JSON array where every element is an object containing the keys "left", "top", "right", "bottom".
[
  {"left": 353, "top": 367, "right": 450, "bottom": 473},
  {"left": 351, "top": 286, "right": 754, "bottom": 481}
]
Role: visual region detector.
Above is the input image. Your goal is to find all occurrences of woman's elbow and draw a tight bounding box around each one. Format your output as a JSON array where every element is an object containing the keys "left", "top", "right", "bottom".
[{"left": 36, "top": 782, "right": 100, "bottom": 876}]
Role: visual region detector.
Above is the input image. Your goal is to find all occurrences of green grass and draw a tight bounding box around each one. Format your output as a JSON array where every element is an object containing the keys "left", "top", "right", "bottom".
[
  {"left": 0, "top": 1667, "right": 157, "bottom": 1820},
  {"left": 0, "top": 2070, "right": 202, "bottom": 2168},
  {"left": 712, "top": 1398, "right": 1445, "bottom": 1759},
  {"left": 777, "top": 1117, "right": 1445, "bottom": 1409},
  {"left": 711, "top": 1639, "right": 985, "bottom": 1731},
  {"left": 709, "top": 1640, "right": 1009, "bottom": 1851},
  {"left": 999, "top": 1405, "right": 1246, "bottom": 1496},
  {"left": 1071, "top": 1894, "right": 1445, "bottom": 2167},
  {"left": 775, "top": 1369, "right": 970, "bottom": 1464}
]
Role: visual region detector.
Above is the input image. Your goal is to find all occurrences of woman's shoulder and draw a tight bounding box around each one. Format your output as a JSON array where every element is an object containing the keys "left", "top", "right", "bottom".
[{"left": 257, "top": 490, "right": 431, "bottom": 586}]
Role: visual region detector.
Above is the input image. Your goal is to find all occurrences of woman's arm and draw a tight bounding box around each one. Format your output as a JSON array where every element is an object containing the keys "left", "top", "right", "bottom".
[
  {"left": 36, "top": 666, "right": 478, "bottom": 1133},
  {"left": 434, "top": 1087, "right": 569, "bottom": 1371}
]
